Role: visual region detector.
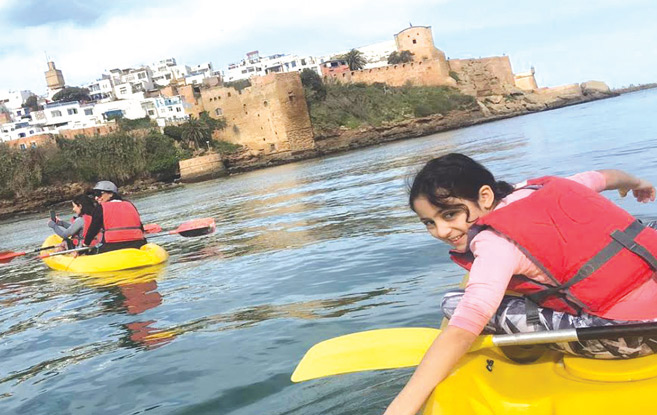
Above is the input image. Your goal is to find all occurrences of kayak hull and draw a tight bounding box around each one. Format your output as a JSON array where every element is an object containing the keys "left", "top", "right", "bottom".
[
  {"left": 424, "top": 346, "right": 657, "bottom": 414},
  {"left": 41, "top": 235, "right": 168, "bottom": 272}
]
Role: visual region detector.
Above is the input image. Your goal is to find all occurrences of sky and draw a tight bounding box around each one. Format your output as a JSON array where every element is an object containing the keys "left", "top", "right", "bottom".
[{"left": 0, "top": 0, "right": 655, "bottom": 94}]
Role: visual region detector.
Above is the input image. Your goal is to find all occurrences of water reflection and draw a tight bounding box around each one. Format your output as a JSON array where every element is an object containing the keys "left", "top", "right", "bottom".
[{"left": 152, "top": 287, "right": 395, "bottom": 340}]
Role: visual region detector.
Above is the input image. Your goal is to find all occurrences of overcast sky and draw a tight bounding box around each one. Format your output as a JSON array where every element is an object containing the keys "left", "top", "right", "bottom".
[{"left": 1, "top": 0, "right": 655, "bottom": 94}]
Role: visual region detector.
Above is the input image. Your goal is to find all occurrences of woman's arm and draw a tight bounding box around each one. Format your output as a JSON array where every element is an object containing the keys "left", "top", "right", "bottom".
[
  {"left": 49, "top": 217, "right": 84, "bottom": 239},
  {"left": 597, "top": 169, "right": 656, "bottom": 203},
  {"left": 384, "top": 326, "right": 477, "bottom": 415}
]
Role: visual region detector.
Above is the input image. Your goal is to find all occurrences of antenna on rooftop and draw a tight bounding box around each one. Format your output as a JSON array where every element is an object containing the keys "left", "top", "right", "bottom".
[{"left": 44, "top": 51, "right": 49, "bottom": 63}]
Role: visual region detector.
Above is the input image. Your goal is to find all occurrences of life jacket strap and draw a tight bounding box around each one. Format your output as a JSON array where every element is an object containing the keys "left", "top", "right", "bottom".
[{"left": 610, "top": 223, "right": 657, "bottom": 270}]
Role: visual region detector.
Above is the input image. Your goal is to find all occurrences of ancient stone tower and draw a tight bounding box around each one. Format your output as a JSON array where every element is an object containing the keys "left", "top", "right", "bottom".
[
  {"left": 394, "top": 26, "right": 450, "bottom": 75},
  {"left": 45, "top": 61, "right": 65, "bottom": 90}
]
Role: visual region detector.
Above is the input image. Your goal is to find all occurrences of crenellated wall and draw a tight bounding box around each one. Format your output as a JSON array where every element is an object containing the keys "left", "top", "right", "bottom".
[
  {"left": 326, "top": 59, "right": 456, "bottom": 87},
  {"left": 200, "top": 72, "right": 314, "bottom": 155}
]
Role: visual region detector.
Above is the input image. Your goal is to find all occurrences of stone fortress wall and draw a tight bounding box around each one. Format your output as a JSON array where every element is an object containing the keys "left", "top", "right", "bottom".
[
  {"left": 199, "top": 72, "right": 314, "bottom": 155},
  {"left": 323, "top": 25, "right": 535, "bottom": 97}
]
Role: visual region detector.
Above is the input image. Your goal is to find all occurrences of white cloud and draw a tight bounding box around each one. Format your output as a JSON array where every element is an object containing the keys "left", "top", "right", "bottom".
[{"left": 0, "top": 0, "right": 654, "bottom": 92}]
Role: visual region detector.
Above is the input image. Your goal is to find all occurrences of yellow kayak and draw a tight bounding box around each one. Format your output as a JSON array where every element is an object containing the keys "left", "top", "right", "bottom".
[
  {"left": 423, "top": 346, "right": 657, "bottom": 414},
  {"left": 41, "top": 235, "right": 168, "bottom": 272}
]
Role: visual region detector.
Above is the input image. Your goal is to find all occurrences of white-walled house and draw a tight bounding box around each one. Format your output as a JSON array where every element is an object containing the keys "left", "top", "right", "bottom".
[
  {"left": 86, "top": 76, "right": 115, "bottom": 102},
  {"left": 0, "top": 121, "right": 44, "bottom": 142},
  {"left": 0, "top": 89, "right": 33, "bottom": 110},
  {"left": 141, "top": 96, "right": 188, "bottom": 127},
  {"left": 224, "top": 51, "right": 322, "bottom": 82}
]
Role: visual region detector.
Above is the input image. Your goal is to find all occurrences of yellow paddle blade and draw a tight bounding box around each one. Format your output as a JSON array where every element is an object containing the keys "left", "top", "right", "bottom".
[{"left": 291, "top": 327, "right": 441, "bottom": 382}]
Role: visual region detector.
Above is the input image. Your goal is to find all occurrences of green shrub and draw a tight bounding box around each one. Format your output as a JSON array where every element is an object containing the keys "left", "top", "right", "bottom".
[{"left": 308, "top": 83, "right": 476, "bottom": 133}]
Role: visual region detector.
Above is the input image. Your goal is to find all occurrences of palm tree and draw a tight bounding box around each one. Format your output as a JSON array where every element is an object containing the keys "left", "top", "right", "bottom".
[
  {"left": 181, "top": 117, "right": 210, "bottom": 150},
  {"left": 340, "top": 49, "right": 366, "bottom": 71}
]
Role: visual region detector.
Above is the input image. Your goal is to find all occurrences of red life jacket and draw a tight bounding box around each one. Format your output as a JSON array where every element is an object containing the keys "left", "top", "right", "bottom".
[
  {"left": 70, "top": 214, "right": 100, "bottom": 247},
  {"left": 450, "top": 176, "right": 657, "bottom": 316},
  {"left": 101, "top": 200, "right": 144, "bottom": 243}
]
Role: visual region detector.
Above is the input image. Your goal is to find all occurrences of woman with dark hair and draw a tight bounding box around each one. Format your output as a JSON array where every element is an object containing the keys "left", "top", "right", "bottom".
[
  {"left": 83, "top": 180, "right": 146, "bottom": 254},
  {"left": 384, "top": 153, "right": 657, "bottom": 415},
  {"left": 48, "top": 194, "right": 98, "bottom": 250}
]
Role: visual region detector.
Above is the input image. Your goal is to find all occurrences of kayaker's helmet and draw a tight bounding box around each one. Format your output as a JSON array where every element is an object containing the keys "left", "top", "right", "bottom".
[{"left": 92, "top": 181, "right": 119, "bottom": 194}]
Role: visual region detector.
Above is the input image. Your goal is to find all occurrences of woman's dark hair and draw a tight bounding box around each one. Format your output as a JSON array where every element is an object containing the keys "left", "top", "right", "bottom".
[
  {"left": 72, "top": 194, "right": 96, "bottom": 216},
  {"left": 409, "top": 153, "right": 514, "bottom": 219}
]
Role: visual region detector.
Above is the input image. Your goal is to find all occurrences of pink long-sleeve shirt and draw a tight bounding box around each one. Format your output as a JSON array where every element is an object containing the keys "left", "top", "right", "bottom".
[{"left": 448, "top": 171, "right": 657, "bottom": 335}]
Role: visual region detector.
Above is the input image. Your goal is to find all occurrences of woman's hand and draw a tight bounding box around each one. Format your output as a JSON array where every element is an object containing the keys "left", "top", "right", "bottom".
[{"left": 618, "top": 178, "right": 656, "bottom": 203}]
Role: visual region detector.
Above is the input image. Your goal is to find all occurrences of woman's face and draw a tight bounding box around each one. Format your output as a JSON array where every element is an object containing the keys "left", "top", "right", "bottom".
[
  {"left": 72, "top": 202, "right": 82, "bottom": 216},
  {"left": 95, "top": 191, "right": 113, "bottom": 203},
  {"left": 412, "top": 186, "right": 495, "bottom": 252}
]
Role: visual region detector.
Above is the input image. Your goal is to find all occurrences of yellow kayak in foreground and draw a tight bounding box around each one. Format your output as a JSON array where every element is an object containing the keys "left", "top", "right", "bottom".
[
  {"left": 424, "top": 346, "right": 657, "bottom": 414},
  {"left": 41, "top": 235, "right": 168, "bottom": 272},
  {"left": 292, "top": 326, "right": 657, "bottom": 415}
]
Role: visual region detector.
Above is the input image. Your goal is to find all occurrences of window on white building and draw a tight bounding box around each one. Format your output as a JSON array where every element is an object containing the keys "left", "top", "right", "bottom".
[
  {"left": 31, "top": 142, "right": 37, "bottom": 148},
  {"left": 67, "top": 108, "right": 78, "bottom": 115},
  {"left": 84, "top": 109, "right": 93, "bottom": 115},
  {"left": 119, "top": 87, "right": 127, "bottom": 94},
  {"left": 18, "top": 133, "right": 25, "bottom": 138},
  {"left": 19, "top": 143, "right": 26, "bottom": 150},
  {"left": 176, "top": 107, "right": 181, "bottom": 112},
  {"left": 148, "top": 110, "right": 155, "bottom": 116},
  {"left": 51, "top": 110, "right": 62, "bottom": 117},
  {"left": 138, "top": 72, "right": 146, "bottom": 79}
]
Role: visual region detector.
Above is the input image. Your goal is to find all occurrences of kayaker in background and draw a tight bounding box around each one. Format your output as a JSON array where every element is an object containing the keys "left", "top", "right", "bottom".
[
  {"left": 385, "top": 153, "right": 657, "bottom": 415},
  {"left": 47, "top": 194, "right": 97, "bottom": 250},
  {"left": 83, "top": 181, "right": 146, "bottom": 254}
]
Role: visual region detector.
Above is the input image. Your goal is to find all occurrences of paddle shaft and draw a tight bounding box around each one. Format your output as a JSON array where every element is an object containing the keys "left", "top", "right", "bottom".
[{"left": 490, "top": 322, "right": 657, "bottom": 349}]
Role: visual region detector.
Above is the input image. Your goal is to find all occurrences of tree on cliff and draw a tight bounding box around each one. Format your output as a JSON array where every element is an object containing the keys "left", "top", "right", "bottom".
[
  {"left": 181, "top": 117, "right": 211, "bottom": 150},
  {"left": 300, "top": 69, "right": 326, "bottom": 102},
  {"left": 52, "top": 87, "right": 91, "bottom": 103},
  {"left": 339, "top": 49, "right": 366, "bottom": 71},
  {"left": 387, "top": 50, "right": 414, "bottom": 65}
]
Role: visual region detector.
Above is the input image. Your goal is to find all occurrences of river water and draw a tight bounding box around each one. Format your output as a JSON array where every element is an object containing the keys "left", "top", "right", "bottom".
[{"left": 1, "top": 89, "right": 656, "bottom": 415}]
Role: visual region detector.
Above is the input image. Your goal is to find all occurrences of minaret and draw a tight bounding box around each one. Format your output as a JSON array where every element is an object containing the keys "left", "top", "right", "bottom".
[{"left": 45, "top": 61, "right": 65, "bottom": 90}]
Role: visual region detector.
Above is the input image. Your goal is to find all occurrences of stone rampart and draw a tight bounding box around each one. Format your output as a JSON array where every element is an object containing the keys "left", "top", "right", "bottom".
[
  {"left": 448, "top": 56, "right": 516, "bottom": 96},
  {"left": 179, "top": 152, "right": 227, "bottom": 183},
  {"left": 326, "top": 59, "right": 456, "bottom": 88},
  {"left": 200, "top": 72, "right": 314, "bottom": 155},
  {"left": 58, "top": 123, "right": 118, "bottom": 139}
]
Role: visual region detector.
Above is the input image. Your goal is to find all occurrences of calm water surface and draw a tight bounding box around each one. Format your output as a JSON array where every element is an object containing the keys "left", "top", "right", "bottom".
[{"left": 1, "top": 90, "right": 656, "bottom": 414}]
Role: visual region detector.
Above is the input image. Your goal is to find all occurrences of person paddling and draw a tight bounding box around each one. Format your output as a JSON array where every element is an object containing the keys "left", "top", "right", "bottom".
[
  {"left": 384, "top": 153, "right": 657, "bottom": 415},
  {"left": 83, "top": 181, "right": 146, "bottom": 254},
  {"left": 47, "top": 194, "right": 97, "bottom": 250}
]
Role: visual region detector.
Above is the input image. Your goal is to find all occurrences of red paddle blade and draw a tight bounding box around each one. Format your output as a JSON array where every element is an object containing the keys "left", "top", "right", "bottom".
[
  {"left": 173, "top": 218, "right": 216, "bottom": 237},
  {"left": 0, "top": 251, "right": 26, "bottom": 263},
  {"left": 144, "top": 223, "right": 163, "bottom": 234}
]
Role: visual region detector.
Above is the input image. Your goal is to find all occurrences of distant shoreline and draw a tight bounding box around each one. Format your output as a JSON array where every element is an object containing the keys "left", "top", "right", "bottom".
[
  {"left": 613, "top": 83, "right": 657, "bottom": 94},
  {"left": 0, "top": 87, "right": 625, "bottom": 221}
]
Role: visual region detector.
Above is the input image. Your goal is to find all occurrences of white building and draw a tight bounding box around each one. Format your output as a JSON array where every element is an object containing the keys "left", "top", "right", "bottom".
[
  {"left": 141, "top": 96, "right": 187, "bottom": 127},
  {"left": 330, "top": 40, "right": 398, "bottom": 70},
  {"left": 0, "top": 89, "right": 33, "bottom": 110},
  {"left": 150, "top": 58, "right": 192, "bottom": 87},
  {"left": 224, "top": 51, "right": 322, "bottom": 82},
  {"left": 86, "top": 76, "right": 115, "bottom": 102},
  {"left": 0, "top": 121, "right": 44, "bottom": 142}
]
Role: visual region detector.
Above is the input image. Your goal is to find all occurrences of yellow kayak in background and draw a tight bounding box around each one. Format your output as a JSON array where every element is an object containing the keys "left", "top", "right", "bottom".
[
  {"left": 41, "top": 234, "right": 168, "bottom": 272},
  {"left": 423, "top": 346, "right": 657, "bottom": 414}
]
